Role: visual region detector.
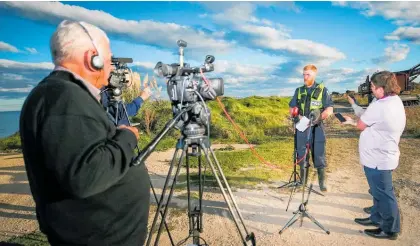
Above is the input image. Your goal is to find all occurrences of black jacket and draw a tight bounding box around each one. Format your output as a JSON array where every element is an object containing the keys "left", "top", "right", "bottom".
[{"left": 19, "top": 70, "right": 150, "bottom": 246}]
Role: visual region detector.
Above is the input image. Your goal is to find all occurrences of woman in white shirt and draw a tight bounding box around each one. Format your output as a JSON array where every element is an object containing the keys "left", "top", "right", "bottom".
[{"left": 343, "top": 71, "right": 406, "bottom": 240}]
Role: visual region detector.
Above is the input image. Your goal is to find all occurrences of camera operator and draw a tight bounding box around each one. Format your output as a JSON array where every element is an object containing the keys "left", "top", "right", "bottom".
[
  {"left": 100, "top": 81, "right": 153, "bottom": 126},
  {"left": 289, "top": 64, "right": 334, "bottom": 192},
  {"left": 341, "top": 71, "right": 405, "bottom": 240},
  {"left": 19, "top": 20, "right": 150, "bottom": 246}
]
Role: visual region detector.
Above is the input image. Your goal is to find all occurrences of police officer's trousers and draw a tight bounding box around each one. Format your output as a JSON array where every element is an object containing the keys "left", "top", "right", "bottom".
[{"left": 296, "top": 124, "right": 326, "bottom": 170}]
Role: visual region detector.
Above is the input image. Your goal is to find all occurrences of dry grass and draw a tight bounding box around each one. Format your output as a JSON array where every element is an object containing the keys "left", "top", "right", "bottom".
[{"left": 405, "top": 107, "right": 420, "bottom": 137}]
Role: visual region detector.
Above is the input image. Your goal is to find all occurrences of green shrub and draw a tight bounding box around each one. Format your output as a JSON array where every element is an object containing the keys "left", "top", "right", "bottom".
[{"left": 0, "top": 132, "right": 21, "bottom": 151}]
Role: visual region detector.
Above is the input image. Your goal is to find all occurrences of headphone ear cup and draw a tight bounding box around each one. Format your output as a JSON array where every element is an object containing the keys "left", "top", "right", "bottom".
[{"left": 91, "top": 55, "right": 104, "bottom": 70}]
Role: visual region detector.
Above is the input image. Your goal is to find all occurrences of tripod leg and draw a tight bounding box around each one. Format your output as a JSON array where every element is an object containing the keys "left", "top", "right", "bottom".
[
  {"left": 153, "top": 143, "right": 189, "bottom": 246},
  {"left": 278, "top": 170, "right": 295, "bottom": 189},
  {"left": 198, "top": 149, "right": 204, "bottom": 233},
  {"left": 186, "top": 147, "right": 193, "bottom": 234},
  {"left": 286, "top": 184, "right": 297, "bottom": 212},
  {"left": 147, "top": 169, "right": 175, "bottom": 246},
  {"left": 304, "top": 211, "right": 331, "bottom": 234},
  {"left": 279, "top": 211, "right": 300, "bottom": 235},
  {"left": 146, "top": 147, "right": 181, "bottom": 246},
  {"left": 209, "top": 147, "right": 252, "bottom": 234},
  {"left": 202, "top": 143, "right": 254, "bottom": 245}
]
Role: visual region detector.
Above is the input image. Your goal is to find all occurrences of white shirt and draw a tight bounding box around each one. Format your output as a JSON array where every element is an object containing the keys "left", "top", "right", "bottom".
[
  {"left": 351, "top": 98, "right": 377, "bottom": 117},
  {"left": 54, "top": 66, "right": 101, "bottom": 102},
  {"left": 359, "top": 95, "right": 406, "bottom": 170}
]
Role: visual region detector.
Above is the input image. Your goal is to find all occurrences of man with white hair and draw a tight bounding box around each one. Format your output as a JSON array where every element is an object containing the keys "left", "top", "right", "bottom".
[{"left": 19, "top": 20, "right": 150, "bottom": 245}]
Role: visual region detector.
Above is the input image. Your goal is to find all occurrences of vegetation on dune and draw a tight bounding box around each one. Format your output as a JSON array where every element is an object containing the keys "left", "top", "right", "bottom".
[{"left": 0, "top": 132, "right": 21, "bottom": 152}]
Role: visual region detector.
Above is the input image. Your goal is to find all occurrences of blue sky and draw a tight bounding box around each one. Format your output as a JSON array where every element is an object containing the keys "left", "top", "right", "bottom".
[{"left": 0, "top": 1, "right": 419, "bottom": 111}]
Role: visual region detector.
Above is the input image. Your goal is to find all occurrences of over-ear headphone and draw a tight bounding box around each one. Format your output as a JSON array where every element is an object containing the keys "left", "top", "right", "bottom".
[{"left": 78, "top": 21, "right": 104, "bottom": 71}]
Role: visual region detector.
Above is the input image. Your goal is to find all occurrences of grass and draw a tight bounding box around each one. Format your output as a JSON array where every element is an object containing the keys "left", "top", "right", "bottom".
[
  {"left": 405, "top": 107, "right": 420, "bottom": 137},
  {"left": 5, "top": 231, "right": 48, "bottom": 245},
  {"left": 0, "top": 132, "right": 21, "bottom": 152},
  {"left": 332, "top": 94, "right": 369, "bottom": 106},
  {"left": 170, "top": 136, "right": 361, "bottom": 190}
]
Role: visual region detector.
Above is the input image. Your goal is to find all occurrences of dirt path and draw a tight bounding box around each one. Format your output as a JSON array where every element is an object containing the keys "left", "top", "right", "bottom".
[{"left": 1, "top": 142, "right": 419, "bottom": 245}]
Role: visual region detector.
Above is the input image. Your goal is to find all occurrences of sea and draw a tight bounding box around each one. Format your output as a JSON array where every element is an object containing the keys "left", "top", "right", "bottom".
[{"left": 0, "top": 111, "right": 20, "bottom": 138}]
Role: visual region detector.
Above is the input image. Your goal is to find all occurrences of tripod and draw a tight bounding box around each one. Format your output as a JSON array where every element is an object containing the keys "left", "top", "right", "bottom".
[
  {"left": 279, "top": 116, "right": 330, "bottom": 235},
  {"left": 103, "top": 87, "right": 176, "bottom": 245},
  {"left": 131, "top": 104, "right": 256, "bottom": 246},
  {"left": 278, "top": 118, "right": 324, "bottom": 211}
]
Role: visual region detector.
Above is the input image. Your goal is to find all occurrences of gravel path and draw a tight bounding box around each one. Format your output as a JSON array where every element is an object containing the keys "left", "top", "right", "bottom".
[{"left": 1, "top": 143, "right": 419, "bottom": 246}]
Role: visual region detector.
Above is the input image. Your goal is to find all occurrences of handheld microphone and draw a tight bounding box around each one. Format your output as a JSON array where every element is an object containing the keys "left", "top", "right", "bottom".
[
  {"left": 291, "top": 107, "right": 299, "bottom": 117},
  {"left": 291, "top": 107, "right": 299, "bottom": 123}
]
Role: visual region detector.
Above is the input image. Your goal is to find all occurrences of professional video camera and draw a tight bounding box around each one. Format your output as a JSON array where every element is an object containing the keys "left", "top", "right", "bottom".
[
  {"left": 153, "top": 40, "right": 224, "bottom": 130},
  {"left": 107, "top": 57, "right": 134, "bottom": 99},
  {"left": 154, "top": 40, "right": 224, "bottom": 103}
]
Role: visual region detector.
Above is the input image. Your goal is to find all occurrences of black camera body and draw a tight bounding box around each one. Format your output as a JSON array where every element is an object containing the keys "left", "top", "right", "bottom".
[
  {"left": 153, "top": 40, "right": 224, "bottom": 130},
  {"left": 154, "top": 40, "right": 224, "bottom": 104},
  {"left": 108, "top": 57, "right": 133, "bottom": 90}
]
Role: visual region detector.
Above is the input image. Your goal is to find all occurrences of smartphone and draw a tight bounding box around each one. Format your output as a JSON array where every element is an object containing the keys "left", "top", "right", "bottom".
[{"left": 334, "top": 113, "right": 346, "bottom": 123}]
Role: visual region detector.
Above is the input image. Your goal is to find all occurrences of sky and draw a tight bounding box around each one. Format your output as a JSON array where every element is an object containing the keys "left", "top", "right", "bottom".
[{"left": 0, "top": 1, "right": 420, "bottom": 111}]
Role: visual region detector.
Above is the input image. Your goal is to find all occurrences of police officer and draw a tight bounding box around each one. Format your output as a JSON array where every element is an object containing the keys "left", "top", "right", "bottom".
[{"left": 289, "top": 64, "right": 334, "bottom": 192}]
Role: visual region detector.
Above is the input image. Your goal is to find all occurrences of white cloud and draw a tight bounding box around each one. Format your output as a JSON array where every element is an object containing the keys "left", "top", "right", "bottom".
[
  {"left": 0, "top": 85, "right": 34, "bottom": 92},
  {"left": 132, "top": 61, "right": 155, "bottom": 69},
  {"left": 25, "top": 47, "right": 38, "bottom": 54},
  {"left": 222, "top": 74, "right": 273, "bottom": 85},
  {"left": 277, "top": 87, "right": 297, "bottom": 96},
  {"left": 385, "top": 27, "right": 420, "bottom": 44},
  {"left": 335, "top": 2, "right": 420, "bottom": 45},
  {"left": 334, "top": 2, "right": 420, "bottom": 26},
  {"left": 208, "top": 3, "right": 345, "bottom": 61},
  {"left": 372, "top": 43, "right": 410, "bottom": 64},
  {"left": 0, "top": 59, "right": 54, "bottom": 70},
  {"left": 318, "top": 67, "right": 385, "bottom": 92},
  {"left": 287, "top": 78, "right": 301, "bottom": 84},
  {"left": 0, "top": 41, "right": 19, "bottom": 53},
  {"left": 255, "top": 38, "right": 346, "bottom": 60},
  {"left": 1, "top": 73, "right": 27, "bottom": 81},
  {"left": 214, "top": 60, "right": 275, "bottom": 77},
  {"left": 0, "top": 2, "right": 233, "bottom": 56}
]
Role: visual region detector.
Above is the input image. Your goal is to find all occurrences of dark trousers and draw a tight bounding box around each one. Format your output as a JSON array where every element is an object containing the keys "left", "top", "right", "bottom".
[
  {"left": 296, "top": 124, "right": 326, "bottom": 169},
  {"left": 364, "top": 166, "right": 400, "bottom": 233}
]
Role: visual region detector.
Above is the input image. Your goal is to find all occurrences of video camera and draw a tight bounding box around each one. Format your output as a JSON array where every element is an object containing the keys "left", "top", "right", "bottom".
[
  {"left": 153, "top": 40, "right": 224, "bottom": 129},
  {"left": 154, "top": 40, "right": 224, "bottom": 104},
  {"left": 108, "top": 57, "right": 133, "bottom": 90}
]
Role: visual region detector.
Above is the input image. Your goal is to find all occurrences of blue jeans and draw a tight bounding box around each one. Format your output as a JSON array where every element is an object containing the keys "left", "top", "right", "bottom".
[{"left": 364, "top": 166, "right": 401, "bottom": 233}]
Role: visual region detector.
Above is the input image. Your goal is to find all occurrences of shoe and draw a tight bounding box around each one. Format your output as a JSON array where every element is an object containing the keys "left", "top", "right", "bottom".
[
  {"left": 317, "top": 168, "right": 328, "bottom": 192},
  {"left": 363, "top": 206, "right": 372, "bottom": 214},
  {"left": 354, "top": 217, "right": 380, "bottom": 227},
  {"left": 364, "top": 228, "right": 398, "bottom": 240}
]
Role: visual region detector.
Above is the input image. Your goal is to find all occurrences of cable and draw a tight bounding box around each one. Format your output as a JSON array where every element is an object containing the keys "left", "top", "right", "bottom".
[{"left": 199, "top": 69, "right": 309, "bottom": 170}]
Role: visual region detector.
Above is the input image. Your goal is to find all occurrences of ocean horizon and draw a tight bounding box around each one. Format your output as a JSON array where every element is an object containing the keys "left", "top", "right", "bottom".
[{"left": 0, "top": 111, "right": 20, "bottom": 139}]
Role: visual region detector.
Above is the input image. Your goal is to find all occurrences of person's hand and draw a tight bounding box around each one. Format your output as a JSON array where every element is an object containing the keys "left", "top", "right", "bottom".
[
  {"left": 140, "top": 87, "right": 153, "bottom": 101},
  {"left": 342, "top": 115, "right": 356, "bottom": 126},
  {"left": 347, "top": 95, "right": 355, "bottom": 105},
  {"left": 118, "top": 125, "right": 139, "bottom": 140}
]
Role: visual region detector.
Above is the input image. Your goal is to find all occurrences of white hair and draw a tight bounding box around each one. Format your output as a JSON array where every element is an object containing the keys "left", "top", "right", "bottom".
[{"left": 50, "top": 20, "right": 110, "bottom": 66}]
